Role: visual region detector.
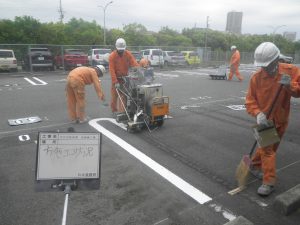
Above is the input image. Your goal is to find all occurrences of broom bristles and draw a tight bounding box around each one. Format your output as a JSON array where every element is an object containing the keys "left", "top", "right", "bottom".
[{"left": 235, "top": 156, "right": 251, "bottom": 187}]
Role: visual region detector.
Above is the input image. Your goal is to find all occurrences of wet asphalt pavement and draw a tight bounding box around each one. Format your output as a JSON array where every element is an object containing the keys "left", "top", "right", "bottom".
[{"left": 0, "top": 66, "right": 299, "bottom": 225}]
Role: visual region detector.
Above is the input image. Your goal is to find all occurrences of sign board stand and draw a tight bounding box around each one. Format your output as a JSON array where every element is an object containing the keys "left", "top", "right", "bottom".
[{"left": 35, "top": 128, "right": 102, "bottom": 225}]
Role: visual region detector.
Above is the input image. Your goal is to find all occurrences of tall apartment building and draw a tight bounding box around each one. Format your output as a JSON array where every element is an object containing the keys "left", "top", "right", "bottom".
[
  {"left": 283, "top": 32, "right": 297, "bottom": 41},
  {"left": 226, "top": 11, "right": 243, "bottom": 34}
]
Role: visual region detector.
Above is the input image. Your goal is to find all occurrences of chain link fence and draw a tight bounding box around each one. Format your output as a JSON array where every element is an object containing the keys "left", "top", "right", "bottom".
[{"left": 1, "top": 44, "right": 299, "bottom": 72}]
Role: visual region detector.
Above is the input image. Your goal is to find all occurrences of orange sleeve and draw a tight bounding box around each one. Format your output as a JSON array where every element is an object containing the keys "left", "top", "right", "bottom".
[
  {"left": 128, "top": 51, "right": 139, "bottom": 67},
  {"left": 245, "top": 74, "right": 261, "bottom": 117},
  {"left": 288, "top": 66, "right": 300, "bottom": 97},
  {"left": 91, "top": 71, "right": 104, "bottom": 99},
  {"left": 109, "top": 51, "right": 118, "bottom": 84}
]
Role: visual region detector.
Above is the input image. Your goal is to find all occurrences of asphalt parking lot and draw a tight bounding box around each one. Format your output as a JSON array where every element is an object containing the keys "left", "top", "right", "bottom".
[{"left": 0, "top": 65, "right": 299, "bottom": 225}]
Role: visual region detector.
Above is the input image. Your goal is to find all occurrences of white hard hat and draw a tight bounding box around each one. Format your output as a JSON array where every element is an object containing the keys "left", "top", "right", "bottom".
[
  {"left": 231, "top": 45, "right": 237, "bottom": 50},
  {"left": 115, "top": 38, "right": 126, "bottom": 50},
  {"left": 254, "top": 42, "right": 280, "bottom": 67},
  {"left": 95, "top": 65, "right": 105, "bottom": 77}
]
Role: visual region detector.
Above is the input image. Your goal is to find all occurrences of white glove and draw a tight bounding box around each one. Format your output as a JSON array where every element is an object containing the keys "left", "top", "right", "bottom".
[
  {"left": 256, "top": 112, "right": 268, "bottom": 126},
  {"left": 279, "top": 74, "right": 291, "bottom": 86},
  {"left": 115, "top": 83, "right": 120, "bottom": 89}
]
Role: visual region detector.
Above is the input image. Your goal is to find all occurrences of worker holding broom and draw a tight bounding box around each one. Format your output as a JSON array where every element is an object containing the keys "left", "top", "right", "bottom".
[
  {"left": 228, "top": 45, "right": 244, "bottom": 81},
  {"left": 245, "top": 42, "right": 300, "bottom": 196},
  {"left": 109, "top": 38, "right": 139, "bottom": 114}
]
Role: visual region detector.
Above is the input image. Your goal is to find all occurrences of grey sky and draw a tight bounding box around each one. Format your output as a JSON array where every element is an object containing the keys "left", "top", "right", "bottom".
[{"left": 1, "top": 0, "right": 300, "bottom": 39}]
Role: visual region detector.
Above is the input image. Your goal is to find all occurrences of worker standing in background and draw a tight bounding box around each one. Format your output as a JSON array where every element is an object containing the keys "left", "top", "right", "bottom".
[
  {"left": 228, "top": 45, "right": 244, "bottom": 81},
  {"left": 139, "top": 57, "right": 150, "bottom": 68},
  {"left": 66, "top": 65, "right": 106, "bottom": 123},
  {"left": 109, "top": 38, "right": 139, "bottom": 114},
  {"left": 245, "top": 42, "right": 300, "bottom": 196}
]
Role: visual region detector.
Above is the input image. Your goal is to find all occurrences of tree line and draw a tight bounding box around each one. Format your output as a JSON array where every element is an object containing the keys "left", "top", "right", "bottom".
[{"left": 1, "top": 16, "right": 300, "bottom": 54}]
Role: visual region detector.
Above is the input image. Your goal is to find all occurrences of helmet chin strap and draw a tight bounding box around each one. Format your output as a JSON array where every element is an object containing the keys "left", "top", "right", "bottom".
[
  {"left": 117, "top": 50, "right": 124, "bottom": 56},
  {"left": 264, "top": 63, "right": 278, "bottom": 76}
]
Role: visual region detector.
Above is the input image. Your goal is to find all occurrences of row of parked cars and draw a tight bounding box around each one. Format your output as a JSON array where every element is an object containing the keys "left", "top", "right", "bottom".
[
  {"left": 0, "top": 47, "right": 203, "bottom": 72},
  {"left": 0, "top": 47, "right": 294, "bottom": 72}
]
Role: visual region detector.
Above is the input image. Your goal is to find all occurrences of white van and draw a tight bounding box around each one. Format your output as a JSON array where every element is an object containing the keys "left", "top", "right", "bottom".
[
  {"left": 140, "top": 49, "right": 164, "bottom": 67},
  {"left": 0, "top": 49, "right": 18, "bottom": 72},
  {"left": 88, "top": 48, "right": 111, "bottom": 67}
]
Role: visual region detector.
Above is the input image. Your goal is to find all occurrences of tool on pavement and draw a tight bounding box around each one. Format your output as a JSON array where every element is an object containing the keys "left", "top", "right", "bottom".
[{"left": 209, "top": 65, "right": 228, "bottom": 80}]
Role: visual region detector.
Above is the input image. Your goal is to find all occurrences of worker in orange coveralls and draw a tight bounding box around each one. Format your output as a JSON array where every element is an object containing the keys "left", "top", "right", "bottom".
[
  {"left": 228, "top": 45, "right": 243, "bottom": 81},
  {"left": 109, "top": 38, "right": 139, "bottom": 114},
  {"left": 245, "top": 42, "right": 300, "bottom": 196},
  {"left": 139, "top": 57, "right": 150, "bottom": 68},
  {"left": 66, "top": 65, "right": 106, "bottom": 123}
]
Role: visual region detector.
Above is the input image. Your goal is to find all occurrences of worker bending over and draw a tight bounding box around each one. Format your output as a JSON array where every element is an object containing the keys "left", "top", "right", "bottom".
[
  {"left": 109, "top": 38, "right": 139, "bottom": 113},
  {"left": 229, "top": 45, "right": 243, "bottom": 81},
  {"left": 245, "top": 42, "right": 300, "bottom": 196},
  {"left": 66, "top": 65, "right": 106, "bottom": 123}
]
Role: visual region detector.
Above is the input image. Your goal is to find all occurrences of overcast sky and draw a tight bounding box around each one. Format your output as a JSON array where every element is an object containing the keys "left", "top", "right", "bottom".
[{"left": 1, "top": 0, "right": 300, "bottom": 40}]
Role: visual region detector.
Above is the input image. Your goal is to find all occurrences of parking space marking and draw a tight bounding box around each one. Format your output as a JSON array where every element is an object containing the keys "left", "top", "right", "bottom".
[
  {"left": 89, "top": 118, "right": 212, "bottom": 204},
  {"left": 24, "top": 77, "right": 47, "bottom": 85}
]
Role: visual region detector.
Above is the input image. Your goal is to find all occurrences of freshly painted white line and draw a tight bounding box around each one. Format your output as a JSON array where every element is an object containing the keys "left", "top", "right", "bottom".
[
  {"left": 89, "top": 118, "right": 212, "bottom": 204},
  {"left": 175, "top": 70, "right": 209, "bottom": 76},
  {"left": 155, "top": 72, "right": 179, "bottom": 78}
]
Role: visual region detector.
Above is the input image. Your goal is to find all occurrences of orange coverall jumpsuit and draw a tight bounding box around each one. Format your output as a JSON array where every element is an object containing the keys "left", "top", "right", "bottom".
[
  {"left": 66, "top": 67, "right": 104, "bottom": 121},
  {"left": 245, "top": 63, "right": 300, "bottom": 185},
  {"left": 139, "top": 58, "right": 150, "bottom": 68},
  {"left": 109, "top": 50, "right": 139, "bottom": 113},
  {"left": 229, "top": 49, "right": 243, "bottom": 81}
]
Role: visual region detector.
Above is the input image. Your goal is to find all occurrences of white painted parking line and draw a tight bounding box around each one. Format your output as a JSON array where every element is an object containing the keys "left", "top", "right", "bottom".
[
  {"left": 175, "top": 70, "right": 210, "bottom": 76},
  {"left": 24, "top": 77, "right": 47, "bottom": 85},
  {"left": 155, "top": 72, "right": 179, "bottom": 78},
  {"left": 89, "top": 118, "right": 212, "bottom": 204}
]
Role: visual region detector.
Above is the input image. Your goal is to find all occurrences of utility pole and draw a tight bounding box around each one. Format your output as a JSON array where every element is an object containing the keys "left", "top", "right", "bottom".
[
  {"left": 58, "top": 0, "right": 65, "bottom": 23},
  {"left": 99, "top": 1, "right": 113, "bottom": 46},
  {"left": 204, "top": 16, "right": 210, "bottom": 62}
]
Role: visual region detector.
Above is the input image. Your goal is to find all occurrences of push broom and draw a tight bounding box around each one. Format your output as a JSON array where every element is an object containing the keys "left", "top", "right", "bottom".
[{"left": 236, "top": 83, "right": 283, "bottom": 187}]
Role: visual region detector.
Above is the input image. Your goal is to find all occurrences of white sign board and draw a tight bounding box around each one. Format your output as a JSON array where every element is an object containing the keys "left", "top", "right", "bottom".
[{"left": 36, "top": 132, "right": 101, "bottom": 180}]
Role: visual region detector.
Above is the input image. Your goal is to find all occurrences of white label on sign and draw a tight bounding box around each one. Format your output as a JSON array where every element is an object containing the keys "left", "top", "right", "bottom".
[{"left": 36, "top": 132, "right": 101, "bottom": 180}]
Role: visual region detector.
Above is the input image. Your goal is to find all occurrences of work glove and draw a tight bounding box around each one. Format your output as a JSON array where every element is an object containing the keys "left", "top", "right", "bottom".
[
  {"left": 115, "top": 83, "right": 120, "bottom": 89},
  {"left": 279, "top": 74, "right": 291, "bottom": 87},
  {"left": 256, "top": 112, "right": 268, "bottom": 126}
]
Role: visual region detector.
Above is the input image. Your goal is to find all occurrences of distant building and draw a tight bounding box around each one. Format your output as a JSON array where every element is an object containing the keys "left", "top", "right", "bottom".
[
  {"left": 283, "top": 32, "right": 297, "bottom": 42},
  {"left": 226, "top": 11, "right": 243, "bottom": 34}
]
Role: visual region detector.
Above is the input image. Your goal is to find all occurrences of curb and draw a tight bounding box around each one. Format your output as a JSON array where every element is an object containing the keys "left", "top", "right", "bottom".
[
  {"left": 273, "top": 184, "right": 300, "bottom": 215},
  {"left": 223, "top": 216, "right": 253, "bottom": 225}
]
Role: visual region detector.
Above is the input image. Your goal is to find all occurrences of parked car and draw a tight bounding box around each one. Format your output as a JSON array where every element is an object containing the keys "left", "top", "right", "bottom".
[
  {"left": 0, "top": 49, "right": 18, "bottom": 72},
  {"left": 163, "top": 51, "right": 187, "bottom": 66},
  {"left": 181, "top": 51, "right": 201, "bottom": 65},
  {"left": 131, "top": 51, "right": 142, "bottom": 63},
  {"left": 22, "top": 47, "right": 55, "bottom": 71},
  {"left": 55, "top": 49, "right": 88, "bottom": 70},
  {"left": 279, "top": 54, "right": 294, "bottom": 64},
  {"left": 88, "top": 48, "right": 111, "bottom": 67},
  {"left": 140, "top": 49, "right": 164, "bottom": 67}
]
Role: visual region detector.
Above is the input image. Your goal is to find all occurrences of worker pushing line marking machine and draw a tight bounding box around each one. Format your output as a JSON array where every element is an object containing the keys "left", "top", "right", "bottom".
[{"left": 114, "top": 67, "right": 169, "bottom": 132}]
